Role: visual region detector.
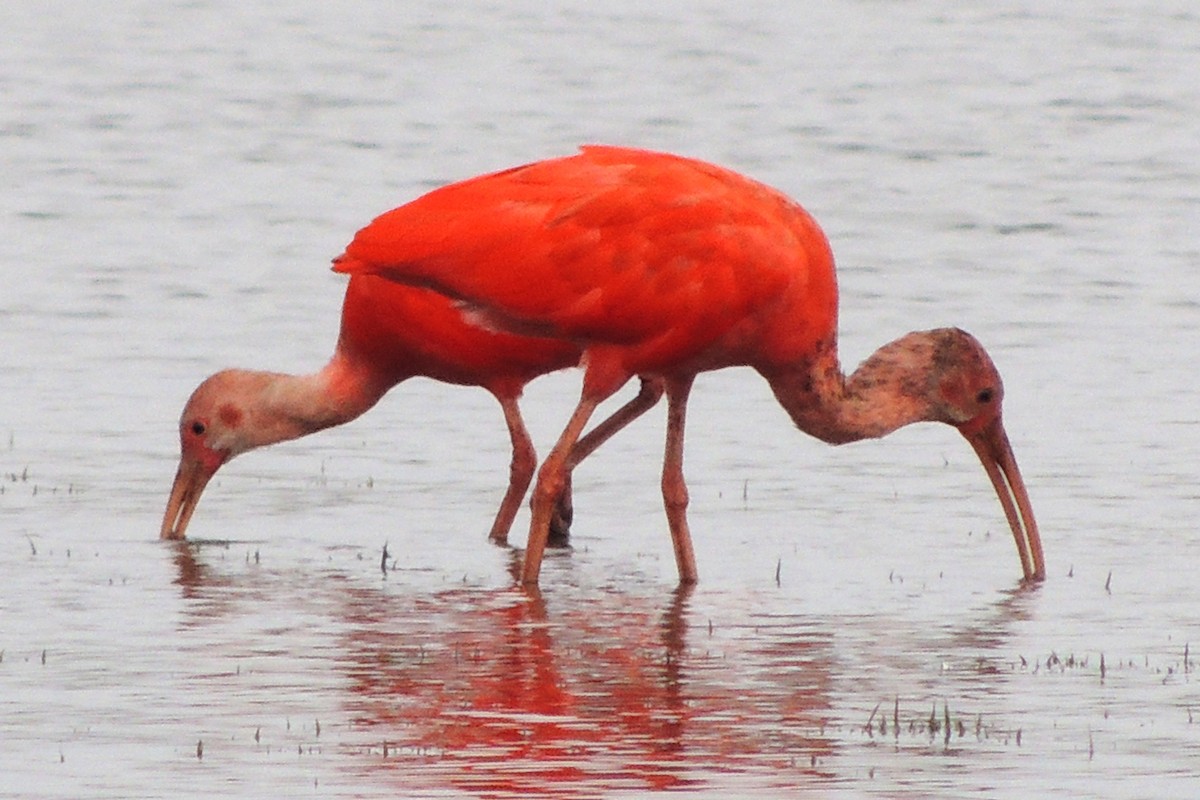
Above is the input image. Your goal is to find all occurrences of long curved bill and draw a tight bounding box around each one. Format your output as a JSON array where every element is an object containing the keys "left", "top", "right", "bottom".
[
  {"left": 964, "top": 417, "right": 1045, "bottom": 583},
  {"left": 160, "top": 457, "right": 216, "bottom": 540}
]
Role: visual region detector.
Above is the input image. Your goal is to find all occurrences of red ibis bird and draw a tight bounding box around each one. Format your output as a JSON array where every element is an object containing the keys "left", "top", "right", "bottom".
[
  {"left": 334, "top": 145, "right": 1044, "bottom": 586},
  {"left": 161, "top": 270, "right": 661, "bottom": 543}
]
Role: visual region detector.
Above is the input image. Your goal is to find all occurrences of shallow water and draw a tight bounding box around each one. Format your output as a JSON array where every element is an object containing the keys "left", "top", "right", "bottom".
[{"left": 3, "top": 1, "right": 1200, "bottom": 797}]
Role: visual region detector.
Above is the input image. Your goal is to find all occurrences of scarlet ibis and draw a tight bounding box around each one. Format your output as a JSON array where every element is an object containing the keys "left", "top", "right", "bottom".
[
  {"left": 161, "top": 272, "right": 661, "bottom": 542},
  {"left": 334, "top": 145, "right": 1044, "bottom": 586}
]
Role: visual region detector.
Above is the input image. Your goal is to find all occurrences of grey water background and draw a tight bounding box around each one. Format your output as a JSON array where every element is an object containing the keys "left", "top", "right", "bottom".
[{"left": 3, "top": 1, "right": 1199, "bottom": 797}]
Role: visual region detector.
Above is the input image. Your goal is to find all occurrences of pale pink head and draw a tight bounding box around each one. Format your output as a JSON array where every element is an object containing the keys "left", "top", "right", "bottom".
[{"left": 161, "top": 369, "right": 286, "bottom": 540}]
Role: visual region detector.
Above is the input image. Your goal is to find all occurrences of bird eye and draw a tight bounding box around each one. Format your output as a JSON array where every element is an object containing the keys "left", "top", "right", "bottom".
[
  {"left": 191, "top": 421, "right": 206, "bottom": 436},
  {"left": 976, "top": 389, "right": 995, "bottom": 404}
]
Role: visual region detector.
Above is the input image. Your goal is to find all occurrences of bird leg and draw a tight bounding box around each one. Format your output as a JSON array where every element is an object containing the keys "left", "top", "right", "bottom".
[
  {"left": 548, "top": 377, "right": 666, "bottom": 544},
  {"left": 521, "top": 395, "right": 602, "bottom": 585},
  {"left": 662, "top": 377, "right": 698, "bottom": 584},
  {"left": 565, "top": 377, "right": 665, "bottom": 470},
  {"left": 488, "top": 396, "right": 537, "bottom": 546},
  {"left": 546, "top": 473, "right": 575, "bottom": 547}
]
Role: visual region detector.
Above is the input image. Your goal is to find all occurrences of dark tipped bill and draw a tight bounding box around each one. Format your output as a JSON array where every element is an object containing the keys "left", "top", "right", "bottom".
[{"left": 965, "top": 417, "right": 1045, "bottom": 583}]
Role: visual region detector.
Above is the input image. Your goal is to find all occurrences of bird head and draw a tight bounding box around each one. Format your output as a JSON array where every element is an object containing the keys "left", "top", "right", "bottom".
[
  {"left": 160, "top": 369, "right": 271, "bottom": 540},
  {"left": 926, "top": 327, "right": 1005, "bottom": 430},
  {"left": 927, "top": 329, "right": 1044, "bottom": 583}
]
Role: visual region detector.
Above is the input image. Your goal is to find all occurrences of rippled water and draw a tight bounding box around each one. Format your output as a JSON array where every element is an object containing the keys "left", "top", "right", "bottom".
[{"left": 4, "top": 2, "right": 1199, "bottom": 797}]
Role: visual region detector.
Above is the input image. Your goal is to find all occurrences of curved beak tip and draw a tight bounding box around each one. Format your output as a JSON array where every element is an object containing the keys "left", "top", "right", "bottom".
[
  {"left": 160, "top": 459, "right": 214, "bottom": 541},
  {"left": 965, "top": 418, "right": 1045, "bottom": 585}
]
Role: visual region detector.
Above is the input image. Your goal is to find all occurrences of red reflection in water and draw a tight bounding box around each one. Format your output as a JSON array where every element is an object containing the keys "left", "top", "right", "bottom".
[
  {"left": 169, "top": 543, "right": 837, "bottom": 797},
  {"left": 337, "top": 579, "right": 835, "bottom": 797}
]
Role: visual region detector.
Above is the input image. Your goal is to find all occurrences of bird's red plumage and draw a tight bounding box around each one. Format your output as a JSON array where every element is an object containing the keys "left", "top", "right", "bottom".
[
  {"left": 326, "top": 145, "right": 1041, "bottom": 587},
  {"left": 335, "top": 273, "right": 580, "bottom": 397},
  {"left": 335, "top": 146, "right": 840, "bottom": 381}
]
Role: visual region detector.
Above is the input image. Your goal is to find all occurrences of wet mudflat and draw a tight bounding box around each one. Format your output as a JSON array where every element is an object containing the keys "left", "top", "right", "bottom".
[{"left": 4, "top": 1, "right": 1200, "bottom": 797}]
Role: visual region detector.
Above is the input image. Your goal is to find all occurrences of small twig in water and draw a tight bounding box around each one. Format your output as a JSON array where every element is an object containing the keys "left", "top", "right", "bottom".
[{"left": 865, "top": 701, "right": 881, "bottom": 734}]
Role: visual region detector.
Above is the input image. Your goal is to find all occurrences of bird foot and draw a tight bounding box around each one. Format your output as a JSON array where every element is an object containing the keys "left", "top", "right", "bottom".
[{"left": 546, "top": 493, "right": 574, "bottom": 549}]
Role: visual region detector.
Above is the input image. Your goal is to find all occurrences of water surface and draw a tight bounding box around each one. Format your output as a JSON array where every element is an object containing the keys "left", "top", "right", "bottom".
[{"left": 3, "top": 2, "right": 1199, "bottom": 797}]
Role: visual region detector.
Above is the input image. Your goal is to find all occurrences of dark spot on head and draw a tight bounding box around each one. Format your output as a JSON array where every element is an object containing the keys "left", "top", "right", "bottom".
[
  {"left": 218, "top": 404, "right": 243, "bottom": 427},
  {"left": 976, "top": 388, "right": 995, "bottom": 404},
  {"left": 191, "top": 421, "right": 206, "bottom": 436}
]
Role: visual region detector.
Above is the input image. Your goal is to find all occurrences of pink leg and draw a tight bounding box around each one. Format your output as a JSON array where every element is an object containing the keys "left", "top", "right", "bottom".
[
  {"left": 549, "top": 377, "right": 665, "bottom": 541},
  {"left": 567, "top": 377, "right": 664, "bottom": 470},
  {"left": 521, "top": 395, "right": 602, "bottom": 585},
  {"left": 662, "top": 377, "right": 698, "bottom": 584},
  {"left": 487, "top": 395, "right": 536, "bottom": 545}
]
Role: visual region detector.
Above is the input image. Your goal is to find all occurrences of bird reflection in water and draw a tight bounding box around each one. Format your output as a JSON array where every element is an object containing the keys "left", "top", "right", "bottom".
[
  {"left": 335, "top": 563, "right": 836, "bottom": 796},
  {"left": 166, "top": 542, "right": 1036, "bottom": 797},
  {"left": 169, "top": 544, "right": 838, "bottom": 795}
]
